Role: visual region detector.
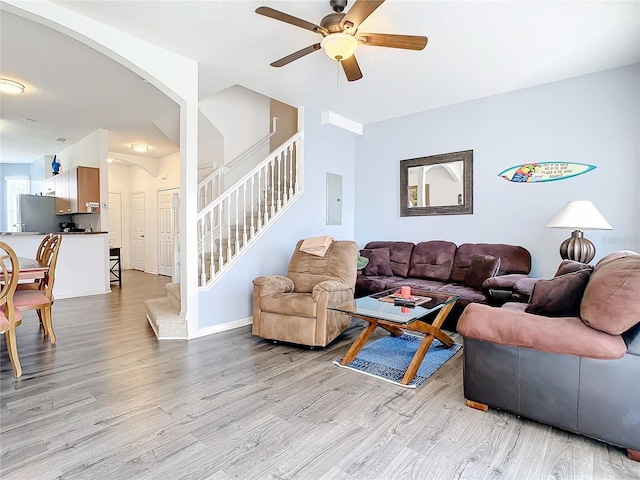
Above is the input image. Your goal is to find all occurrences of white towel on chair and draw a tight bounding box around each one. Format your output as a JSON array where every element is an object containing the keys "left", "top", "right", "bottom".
[{"left": 300, "top": 235, "right": 334, "bottom": 257}]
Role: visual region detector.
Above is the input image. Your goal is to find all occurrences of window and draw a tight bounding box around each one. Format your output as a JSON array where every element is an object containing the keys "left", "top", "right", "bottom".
[{"left": 5, "top": 176, "right": 30, "bottom": 231}]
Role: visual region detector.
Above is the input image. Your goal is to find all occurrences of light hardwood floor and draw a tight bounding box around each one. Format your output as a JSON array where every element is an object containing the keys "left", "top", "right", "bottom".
[{"left": 1, "top": 270, "right": 639, "bottom": 480}]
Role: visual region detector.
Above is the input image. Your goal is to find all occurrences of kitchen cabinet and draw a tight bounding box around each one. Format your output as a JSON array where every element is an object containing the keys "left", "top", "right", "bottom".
[
  {"left": 54, "top": 173, "right": 71, "bottom": 214},
  {"left": 50, "top": 166, "right": 100, "bottom": 215}
]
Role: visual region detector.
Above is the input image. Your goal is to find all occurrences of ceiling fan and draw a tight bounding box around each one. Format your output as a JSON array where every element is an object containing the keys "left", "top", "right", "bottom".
[{"left": 256, "top": 0, "right": 428, "bottom": 82}]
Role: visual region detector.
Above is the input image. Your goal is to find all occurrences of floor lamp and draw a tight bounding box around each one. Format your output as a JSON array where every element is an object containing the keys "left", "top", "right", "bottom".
[{"left": 546, "top": 200, "right": 612, "bottom": 264}]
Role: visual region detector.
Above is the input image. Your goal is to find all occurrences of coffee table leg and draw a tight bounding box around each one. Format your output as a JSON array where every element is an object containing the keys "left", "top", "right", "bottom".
[
  {"left": 401, "top": 334, "right": 436, "bottom": 385},
  {"left": 401, "top": 298, "right": 458, "bottom": 385},
  {"left": 341, "top": 321, "right": 377, "bottom": 365}
]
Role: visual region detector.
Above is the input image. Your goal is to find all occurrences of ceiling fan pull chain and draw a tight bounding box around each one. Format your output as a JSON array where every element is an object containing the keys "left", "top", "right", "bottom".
[{"left": 336, "top": 59, "right": 340, "bottom": 88}]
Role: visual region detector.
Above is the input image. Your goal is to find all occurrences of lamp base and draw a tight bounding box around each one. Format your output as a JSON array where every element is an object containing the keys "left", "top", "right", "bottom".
[{"left": 559, "top": 230, "right": 595, "bottom": 264}]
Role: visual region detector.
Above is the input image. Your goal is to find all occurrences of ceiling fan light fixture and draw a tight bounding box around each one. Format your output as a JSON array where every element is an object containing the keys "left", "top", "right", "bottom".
[
  {"left": 321, "top": 33, "right": 358, "bottom": 61},
  {"left": 0, "top": 78, "right": 25, "bottom": 94},
  {"left": 131, "top": 144, "right": 149, "bottom": 152}
]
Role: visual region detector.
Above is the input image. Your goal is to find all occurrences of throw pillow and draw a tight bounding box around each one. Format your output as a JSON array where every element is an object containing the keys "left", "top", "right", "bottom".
[
  {"left": 554, "top": 259, "right": 593, "bottom": 277},
  {"left": 360, "top": 248, "right": 393, "bottom": 277},
  {"left": 465, "top": 254, "right": 501, "bottom": 290},
  {"left": 581, "top": 254, "right": 640, "bottom": 334},
  {"left": 525, "top": 269, "right": 592, "bottom": 317}
]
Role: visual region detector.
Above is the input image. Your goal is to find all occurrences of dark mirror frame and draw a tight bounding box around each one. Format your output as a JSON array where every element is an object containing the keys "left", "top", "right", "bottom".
[{"left": 400, "top": 150, "right": 473, "bottom": 216}]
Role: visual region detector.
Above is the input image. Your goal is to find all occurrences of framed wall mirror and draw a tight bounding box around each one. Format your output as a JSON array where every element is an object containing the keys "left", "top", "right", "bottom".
[{"left": 400, "top": 150, "right": 473, "bottom": 216}]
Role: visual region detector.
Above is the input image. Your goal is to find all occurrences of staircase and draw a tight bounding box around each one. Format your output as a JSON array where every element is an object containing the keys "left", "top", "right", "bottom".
[
  {"left": 198, "top": 130, "right": 303, "bottom": 289},
  {"left": 145, "top": 282, "right": 186, "bottom": 339},
  {"left": 144, "top": 130, "right": 304, "bottom": 339}
]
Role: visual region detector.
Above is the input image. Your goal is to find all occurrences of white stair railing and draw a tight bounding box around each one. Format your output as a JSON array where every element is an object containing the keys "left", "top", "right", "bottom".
[
  {"left": 225, "top": 117, "right": 278, "bottom": 172},
  {"left": 197, "top": 117, "right": 278, "bottom": 213},
  {"left": 197, "top": 130, "right": 304, "bottom": 289},
  {"left": 197, "top": 164, "right": 223, "bottom": 212}
]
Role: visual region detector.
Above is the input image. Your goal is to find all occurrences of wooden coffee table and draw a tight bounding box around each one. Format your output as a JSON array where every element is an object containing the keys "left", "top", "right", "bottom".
[{"left": 328, "top": 288, "right": 460, "bottom": 385}]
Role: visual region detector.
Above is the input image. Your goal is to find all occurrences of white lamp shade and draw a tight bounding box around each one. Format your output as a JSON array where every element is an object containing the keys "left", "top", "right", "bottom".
[
  {"left": 546, "top": 200, "right": 612, "bottom": 230},
  {"left": 321, "top": 33, "right": 358, "bottom": 61}
]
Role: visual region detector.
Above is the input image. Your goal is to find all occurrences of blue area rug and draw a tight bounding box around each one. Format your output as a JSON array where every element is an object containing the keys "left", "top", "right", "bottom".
[{"left": 333, "top": 333, "right": 463, "bottom": 388}]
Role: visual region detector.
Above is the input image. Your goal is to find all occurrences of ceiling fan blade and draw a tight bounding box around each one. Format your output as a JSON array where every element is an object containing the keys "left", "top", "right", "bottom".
[
  {"left": 256, "top": 7, "right": 326, "bottom": 34},
  {"left": 270, "top": 44, "right": 321, "bottom": 67},
  {"left": 341, "top": 55, "right": 363, "bottom": 82},
  {"left": 357, "top": 33, "right": 428, "bottom": 50},
  {"left": 340, "top": 0, "right": 385, "bottom": 31}
]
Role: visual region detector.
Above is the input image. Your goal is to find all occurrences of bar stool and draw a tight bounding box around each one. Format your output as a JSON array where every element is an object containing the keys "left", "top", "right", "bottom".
[{"left": 110, "top": 247, "right": 122, "bottom": 287}]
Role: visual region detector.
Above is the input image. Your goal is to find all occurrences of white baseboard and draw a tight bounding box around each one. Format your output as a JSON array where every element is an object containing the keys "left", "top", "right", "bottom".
[
  {"left": 56, "top": 289, "right": 110, "bottom": 300},
  {"left": 188, "top": 317, "right": 252, "bottom": 339}
]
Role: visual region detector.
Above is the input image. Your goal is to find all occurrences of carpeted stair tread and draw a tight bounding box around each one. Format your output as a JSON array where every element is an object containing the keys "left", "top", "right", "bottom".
[{"left": 145, "top": 297, "right": 186, "bottom": 339}]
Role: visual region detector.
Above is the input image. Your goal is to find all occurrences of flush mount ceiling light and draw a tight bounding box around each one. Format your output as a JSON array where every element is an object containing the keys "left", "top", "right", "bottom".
[
  {"left": 0, "top": 78, "right": 25, "bottom": 94},
  {"left": 131, "top": 144, "right": 149, "bottom": 152},
  {"left": 320, "top": 33, "right": 358, "bottom": 61}
]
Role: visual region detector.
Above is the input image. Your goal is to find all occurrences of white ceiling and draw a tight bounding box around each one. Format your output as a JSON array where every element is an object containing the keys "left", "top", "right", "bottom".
[{"left": 2, "top": 0, "right": 639, "bottom": 165}]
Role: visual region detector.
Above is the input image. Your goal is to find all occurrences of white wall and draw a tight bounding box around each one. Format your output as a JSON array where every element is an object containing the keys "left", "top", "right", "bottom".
[
  {"left": 195, "top": 108, "right": 357, "bottom": 332},
  {"left": 29, "top": 155, "right": 49, "bottom": 195},
  {"left": 199, "top": 85, "right": 271, "bottom": 188},
  {"left": 355, "top": 64, "right": 640, "bottom": 278},
  {"left": 110, "top": 152, "right": 180, "bottom": 274},
  {"left": 55, "top": 129, "right": 109, "bottom": 232}
]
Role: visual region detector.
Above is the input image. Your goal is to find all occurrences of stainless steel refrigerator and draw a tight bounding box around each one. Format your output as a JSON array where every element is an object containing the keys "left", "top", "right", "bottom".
[{"left": 16, "top": 194, "right": 60, "bottom": 232}]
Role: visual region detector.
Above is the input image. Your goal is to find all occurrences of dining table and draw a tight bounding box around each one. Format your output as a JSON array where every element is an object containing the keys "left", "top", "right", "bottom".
[{"left": 12, "top": 257, "right": 49, "bottom": 281}]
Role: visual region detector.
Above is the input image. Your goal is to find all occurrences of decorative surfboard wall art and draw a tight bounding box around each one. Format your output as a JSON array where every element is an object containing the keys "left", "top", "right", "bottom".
[{"left": 498, "top": 162, "right": 596, "bottom": 183}]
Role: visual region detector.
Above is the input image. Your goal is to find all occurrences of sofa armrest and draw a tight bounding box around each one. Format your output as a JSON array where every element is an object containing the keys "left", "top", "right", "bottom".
[
  {"left": 458, "top": 303, "right": 627, "bottom": 360},
  {"left": 312, "top": 280, "right": 352, "bottom": 302},
  {"left": 482, "top": 273, "right": 530, "bottom": 290},
  {"left": 513, "top": 277, "right": 539, "bottom": 297},
  {"left": 252, "top": 275, "right": 294, "bottom": 297}
]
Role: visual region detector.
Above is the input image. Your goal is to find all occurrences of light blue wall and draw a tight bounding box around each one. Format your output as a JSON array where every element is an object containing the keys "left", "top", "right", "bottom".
[
  {"left": 354, "top": 64, "right": 640, "bottom": 278},
  {"left": 197, "top": 108, "right": 357, "bottom": 329},
  {"left": 0, "top": 163, "right": 31, "bottom": 231}
]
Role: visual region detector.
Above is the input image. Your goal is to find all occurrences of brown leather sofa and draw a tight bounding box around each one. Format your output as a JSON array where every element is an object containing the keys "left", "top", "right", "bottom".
[
  {"left": 252, "top": 239, "right": 358, "bottom": 347},
  {"left": 356, "top": 241, "right": 532, "bottom": 329},
  {"left": 458, "top": 251, "right": 640, "bottom": 461}
]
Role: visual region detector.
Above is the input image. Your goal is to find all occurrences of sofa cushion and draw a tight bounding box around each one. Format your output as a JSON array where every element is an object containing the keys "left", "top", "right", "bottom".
[
  {"left": 465, "top": 254, "right": 501, "bottom": 290},
  {"left": 482, "top": 273, "right": 530, "bottom": 290},
  {"left": 436, "top": 283, "right": 488, "bottom": 306},
  {"left": 360, "top": 248, "right": 393, "bottom": 277},
  {"left": 555, "top": 259, "right": 593, "bottom": 277},
  {"left": 525, "top": 269, "right": 591, "bottom": 317},
  {"left": 356, "top": 275, "right": 392, "bottom": 297},
  {"left": 451, "top": 243, "right": 531, "bottom": 284},
  {"left": 581, "top": 253, "right": 640, "bottom": 335},
  {"left": 364, "top": 241, "right": 415, "bottom": 277},
  {"left": 458, "top": 303, "right": 627, "bottom": 360},
  {"left": 407, "top": 240, "right": 457, "bottom": 282},
  {"left": 595, "top": 250, "right": 638, "bottom": 268}
]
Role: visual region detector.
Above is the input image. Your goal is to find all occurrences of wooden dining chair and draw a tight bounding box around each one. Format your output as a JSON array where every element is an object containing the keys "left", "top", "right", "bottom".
[
  {"left": 0, "top": 241, "right": 24, "bottom": 377},
  {"left": 14, "top": 234, "right": 62, "bottom": 344},
  {"left": 17, "top": 233, "right": 55, "bottom": 292}
]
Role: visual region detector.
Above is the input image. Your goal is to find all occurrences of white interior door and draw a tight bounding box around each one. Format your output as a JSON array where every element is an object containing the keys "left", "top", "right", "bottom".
[
  {"left": 131, "top": 191, "right": 145, "bottom": 271},
  {"left": 108, "top": 192, "right": 123, "bottom": 248},
  {"left": 158, "top": 188, "right": 179, "bottom": 277}
]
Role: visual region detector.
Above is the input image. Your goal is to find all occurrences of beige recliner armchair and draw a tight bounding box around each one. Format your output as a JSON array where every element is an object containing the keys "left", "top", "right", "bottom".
[{"left": 252, "top": 239, "right": 358, "bottom": 347}]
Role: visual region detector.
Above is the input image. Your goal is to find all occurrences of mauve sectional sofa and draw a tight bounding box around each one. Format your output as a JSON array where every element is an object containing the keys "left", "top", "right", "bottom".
[{"left": 356, "top": 240, "right": 532, "bottom": 329}]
